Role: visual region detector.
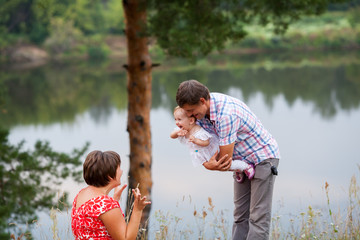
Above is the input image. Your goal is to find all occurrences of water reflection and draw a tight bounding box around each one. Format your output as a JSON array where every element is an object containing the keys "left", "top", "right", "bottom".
[
  {"left": 1, "top": 50, "right": 360, "bottom": 238},
  {"left": 152, "top": 62, "right": 360, "bottom": 118},
  {"left": 1, "top": 50, "right": 360, "bottom": 129},
  {"left": 0, "top": 61, "right": 128, "bottom": 127}
]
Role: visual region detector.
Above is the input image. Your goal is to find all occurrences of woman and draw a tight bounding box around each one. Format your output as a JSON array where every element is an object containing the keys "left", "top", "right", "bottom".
[{"left": 71, "top": 150, "right": 151, "bottom": 240}]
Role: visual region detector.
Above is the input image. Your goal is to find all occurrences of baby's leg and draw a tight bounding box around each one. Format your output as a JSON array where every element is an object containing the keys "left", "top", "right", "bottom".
[
  {"left": 229, "top": 160, "right": 249, "bottom": 171},
  {"left": 230, "top": 160, "right": 255, "bottom": 181}
]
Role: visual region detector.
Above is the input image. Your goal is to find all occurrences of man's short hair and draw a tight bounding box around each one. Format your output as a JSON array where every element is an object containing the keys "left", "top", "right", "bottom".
[
  {"left": 83, "top": 150, "right": 121, "bottom": 187},
  {"left": 176, "top": 80, "right": 210, "bottom": 107}
]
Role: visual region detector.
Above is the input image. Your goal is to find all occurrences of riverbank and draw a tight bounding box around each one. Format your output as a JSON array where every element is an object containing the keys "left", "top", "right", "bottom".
[{"left": 1, "top": 10, "right": 359, "bottom": 67}]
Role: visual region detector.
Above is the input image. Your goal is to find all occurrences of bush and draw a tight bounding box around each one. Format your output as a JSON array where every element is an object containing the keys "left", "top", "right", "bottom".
[
  {"left": 44, "top": 18, "right": 82, "bottom": 55},
  {"left": 87, "top": 43, "right": 110, "bottom": 60},
  {"left": 349, "top": 6, "right": 360, "bottom": 28}
]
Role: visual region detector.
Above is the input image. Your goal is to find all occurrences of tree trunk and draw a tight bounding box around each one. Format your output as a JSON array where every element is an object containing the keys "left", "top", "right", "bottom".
[{"left": 122, "top": 0, "right": 152, "bottom": 227}]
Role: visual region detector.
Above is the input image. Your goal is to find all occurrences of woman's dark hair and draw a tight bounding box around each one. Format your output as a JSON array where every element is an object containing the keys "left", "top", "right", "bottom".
[
  {"left": 176, "top": 80, "right": 210, "bottom": 107},
  {"left": 83, "top": 150, "right": 121, "bottom": 187}
]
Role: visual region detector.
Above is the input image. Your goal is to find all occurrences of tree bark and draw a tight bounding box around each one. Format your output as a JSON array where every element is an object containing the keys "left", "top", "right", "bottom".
[{"left": 122, "top": 0, "right": 152, "bottom": 227}]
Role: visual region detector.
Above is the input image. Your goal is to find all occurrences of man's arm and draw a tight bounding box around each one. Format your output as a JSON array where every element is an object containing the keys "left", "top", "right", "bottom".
[{"left": 203, "top": 142, "right": 234, "bottom": 171}]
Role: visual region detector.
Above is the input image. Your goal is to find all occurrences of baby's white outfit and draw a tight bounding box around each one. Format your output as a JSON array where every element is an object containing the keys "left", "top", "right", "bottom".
[
  {"left": 177, "top": 127, "right": 219, "bottom": 167},
  {"left": 176, "top": 127, "right": 250, "bottom": 171}
]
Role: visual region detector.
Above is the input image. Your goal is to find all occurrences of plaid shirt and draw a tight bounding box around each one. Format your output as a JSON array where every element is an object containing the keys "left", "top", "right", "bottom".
[{"left": 197, "top": 93, "right": 280, "bottom": 165}]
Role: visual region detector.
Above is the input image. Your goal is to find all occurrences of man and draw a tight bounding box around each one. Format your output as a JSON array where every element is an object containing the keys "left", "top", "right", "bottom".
[{"left": 176, "top": 80, "right": 280, "bottom": 240}]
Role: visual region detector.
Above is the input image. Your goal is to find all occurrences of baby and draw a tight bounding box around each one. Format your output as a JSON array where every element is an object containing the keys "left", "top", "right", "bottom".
[{"left": 170, "top": 106, "right": 255, "bottom": 182}]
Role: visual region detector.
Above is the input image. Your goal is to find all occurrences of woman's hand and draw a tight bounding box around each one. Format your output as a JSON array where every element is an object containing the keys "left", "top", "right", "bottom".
[
  {"left": 132, "top": 188, "right": 151, "bottom": 211},
  {"left": 101, "top": 187, "right": 150, "bottom": 240},
  {"left": 113, "top": 184, "right": 127, "bottom": 202}
]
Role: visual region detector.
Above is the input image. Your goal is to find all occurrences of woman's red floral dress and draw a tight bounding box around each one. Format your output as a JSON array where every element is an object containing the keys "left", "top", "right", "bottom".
[{"left": 71, "top": 191, "right": 124, "bottom": 240}]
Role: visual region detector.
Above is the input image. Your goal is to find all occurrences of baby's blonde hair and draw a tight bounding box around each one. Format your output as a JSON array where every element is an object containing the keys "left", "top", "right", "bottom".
[
  {"left": 173, "top": 106, "right": 196, "bottom": 120},
  {"left": 173, "top": 106, "right": 183, "bottom": 114}
]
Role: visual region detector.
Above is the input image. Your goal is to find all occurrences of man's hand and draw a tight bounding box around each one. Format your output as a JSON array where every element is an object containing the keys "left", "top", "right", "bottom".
[{"left": 203, "top": 151, "right": 232, "bottom": 171}]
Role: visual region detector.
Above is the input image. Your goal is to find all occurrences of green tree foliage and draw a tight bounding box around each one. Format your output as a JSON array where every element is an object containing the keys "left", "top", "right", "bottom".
[
  {"left": 329, "top": 0, "right": 360, "bottom": 10},
  {"left": 0, "top": 0, "right": 66, "bottom": 45},
  {"left": 348, "top": 5, "right": 360, "bottom": 28},
  {"left": 0, "top": 0, "right": 124, "bottom": 47},
  {"left": 44, "top": 17, "right": 82, "bottom": 54},
  {"left": 65, "top": 0, "right": 124, "bottom": 35},
  {"left": 0, "top": 128, "right": 88, "bottom": 239},
  {"left": 146, "top": 0, "right": 353, "bottom": 60}
]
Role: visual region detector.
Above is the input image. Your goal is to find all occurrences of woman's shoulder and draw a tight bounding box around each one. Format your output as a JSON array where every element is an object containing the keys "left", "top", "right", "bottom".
[
  {"left": 88, "top": 195, "right": 119, "bottom": 209},
  {"left": 75, "top": 188, "right": 98, "bottom": 207},
  {"left": 75, "top": 194, "right": 120, "bottom": 217},
  {"left": 75, "top": 188, "right": 118, "bottom": 210}
]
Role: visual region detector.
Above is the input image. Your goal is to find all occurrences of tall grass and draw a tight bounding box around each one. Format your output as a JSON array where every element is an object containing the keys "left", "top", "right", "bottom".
[
  {"left": 152, "top": 196, "right": 230, "bottom": 240},
  {"left": 271, "top": 168, "right": 360, "bottom": 240},
  {"left": 149, "top": 169, "right": 360, "bottom": 239},
  {"left": 10, "top": 167, "right": 360, "bottom": 239}
]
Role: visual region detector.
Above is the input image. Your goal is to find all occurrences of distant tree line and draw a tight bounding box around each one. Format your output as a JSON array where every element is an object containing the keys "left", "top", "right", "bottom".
[
  {"left": 0, "top": 0, "right": 125, "bottom": 48},
  {"left": 329, "top": 0, "right": 360, "bottom": 10},
  {"left": 1, "top": 0, "right": 359, "bottom": 50}
]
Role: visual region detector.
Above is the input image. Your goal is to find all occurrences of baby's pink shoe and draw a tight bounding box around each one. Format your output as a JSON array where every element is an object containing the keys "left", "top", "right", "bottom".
[
  {"left": 244, "top": 163, "right": 255, "bottom": 180},
  {"left": 235, "top": 164, "right": 255, "bottom": 183},
  {"left": 235, "top": 171, "right": 245, "bottom": 183}
]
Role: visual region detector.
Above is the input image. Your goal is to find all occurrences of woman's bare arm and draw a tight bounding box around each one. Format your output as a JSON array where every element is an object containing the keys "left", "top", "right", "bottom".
[{"left": 99, "top": 188, "right": 151, "bottom": 240}]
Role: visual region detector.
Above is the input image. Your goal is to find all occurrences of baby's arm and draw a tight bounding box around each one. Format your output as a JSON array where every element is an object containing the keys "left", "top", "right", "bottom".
[
  {"left": 170, "top": 129, "right": 180, "bottom": 139},
  {"left": 189, "top": 136, "right": 210, "bottom": 147}
]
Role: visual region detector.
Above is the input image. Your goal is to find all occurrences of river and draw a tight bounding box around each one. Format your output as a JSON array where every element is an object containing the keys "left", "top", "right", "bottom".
[{"left": 1, "top": 49, "right": 360, "bottom": 239}]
